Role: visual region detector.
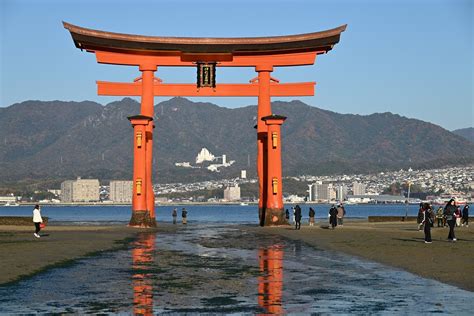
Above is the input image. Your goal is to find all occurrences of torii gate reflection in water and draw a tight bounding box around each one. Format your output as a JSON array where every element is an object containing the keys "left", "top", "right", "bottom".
[{"left": 64, "top": 22, "right": 346, "bottom": 227}]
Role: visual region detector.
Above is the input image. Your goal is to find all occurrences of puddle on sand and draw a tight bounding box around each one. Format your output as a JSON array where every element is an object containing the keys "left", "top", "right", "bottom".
[{"left": 0, "top": 224, "right": 473, "bottom": 314}]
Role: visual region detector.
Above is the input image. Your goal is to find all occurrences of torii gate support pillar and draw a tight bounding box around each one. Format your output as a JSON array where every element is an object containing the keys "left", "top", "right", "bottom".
[
  {"left": 261, "top": 115, "right": 287, "bottom": 226},
  {"left": 128, "top": 115, "right": 157, "bottom": 228}
]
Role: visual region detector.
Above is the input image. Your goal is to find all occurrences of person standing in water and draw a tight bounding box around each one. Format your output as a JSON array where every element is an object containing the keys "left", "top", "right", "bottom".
[
  {"left": 32, "top": 204, "right": 43, "bottom": 238},
  {"left": 172, "top": 208, "right": 177, "bottom": 224},
  {"left": 181, "top": 208, "right": 188, "bottom": 225}
]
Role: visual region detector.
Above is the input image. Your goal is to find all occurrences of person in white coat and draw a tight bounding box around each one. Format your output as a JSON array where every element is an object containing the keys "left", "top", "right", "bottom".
[{"left": 33, "top": 204, "right": 43, "bottom": 238}]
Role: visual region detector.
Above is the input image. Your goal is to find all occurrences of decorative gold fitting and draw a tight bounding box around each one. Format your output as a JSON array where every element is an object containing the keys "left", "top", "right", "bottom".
[
  {"left": 272, "top": 132, "right": 278, "bottom": 148},
  {"left": 272, "top": 178, "right": 278, "bottom": 195},
  {"left": 136, "top": 131, "right": 143, "bottom": 148},
  {"left": 136, "top": 178, "right": 142, "bottom": 195}
]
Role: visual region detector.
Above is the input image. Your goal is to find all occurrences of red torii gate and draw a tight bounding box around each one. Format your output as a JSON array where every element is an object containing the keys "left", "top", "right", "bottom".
[{"left": 64, "top": 22, "right": 346, "bottom": 227}]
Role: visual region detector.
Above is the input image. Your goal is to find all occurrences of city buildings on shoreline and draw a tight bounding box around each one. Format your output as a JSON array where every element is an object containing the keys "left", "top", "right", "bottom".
[
  {"left": 223, "top": 184, "right": 241, "bottom": 201},
  {"left": 154, "top": 165, "right": 473, "bottom": 204},
  {"left": 60, "top": 178, "right": 100, "bottom": 202},
  {"left": 1, "top": 165, "right": 472, "bottom": 205},
  {"left": 109, "top": 180, "right": 133, "bottom": 203}
]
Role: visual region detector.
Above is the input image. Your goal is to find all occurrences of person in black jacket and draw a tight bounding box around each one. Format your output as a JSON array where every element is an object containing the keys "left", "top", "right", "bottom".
[
  {"left": 329, "top": 205, "right": 338, "bottom": 229},
  {"left": 422, "top": 203, "right": 433, "bottom": 243},
  {"left": 172, "top": 208, "right": 177, "bottom": 224},
  {"left": 181, "top": 208, "right": 188, "bottom": 225},
  {"left": 417, "top": 203, "right": 424, "bottom": 231},
  {"left": 444, "top": 199, "right": 457, "bottom": 241},
  {"left": 294, "top": 205, "right": 302, "bottom": 230},
  {"left": 462, "top": 204, "right": 469, "bottom": 227},
  {"left": 308, "top": 207, "right": 315, "bottom": 226}
]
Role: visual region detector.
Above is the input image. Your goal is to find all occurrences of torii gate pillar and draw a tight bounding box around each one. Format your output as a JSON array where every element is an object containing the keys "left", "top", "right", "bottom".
[
  {"left": 261, "top": 115, "right": 286, "bottom": 226},
  {"left": 256, "top": 65, "right": 273, "bottom": 226},
  {"left": 128, "top": 115, "right": 157, "bottom": 228}
]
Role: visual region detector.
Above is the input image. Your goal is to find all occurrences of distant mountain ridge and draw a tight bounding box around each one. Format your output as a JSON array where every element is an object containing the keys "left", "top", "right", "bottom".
[
  {"left": 452, "top": 127, "right": 474, "bottom": 144},
  {"left": 1, "top": 98, "right": 473, "bottom": 189}
]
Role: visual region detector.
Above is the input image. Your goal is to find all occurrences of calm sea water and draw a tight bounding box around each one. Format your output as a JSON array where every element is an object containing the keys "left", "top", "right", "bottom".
[{"left": 0, "top": 204, "right": 423, "bottom": 224}]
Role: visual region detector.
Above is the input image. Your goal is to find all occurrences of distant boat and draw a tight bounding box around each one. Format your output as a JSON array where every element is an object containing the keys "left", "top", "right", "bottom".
[
  {"left": 240, "top": 202, "right": 249, "bottom": 206},
  {"left": 4, "top": 202, "right": 20, "bottom": 207}
]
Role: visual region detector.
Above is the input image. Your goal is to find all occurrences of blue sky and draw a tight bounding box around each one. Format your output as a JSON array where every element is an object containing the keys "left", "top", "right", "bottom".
[{"left": 1, "top": 0, "right": 472, "bottom": 130}]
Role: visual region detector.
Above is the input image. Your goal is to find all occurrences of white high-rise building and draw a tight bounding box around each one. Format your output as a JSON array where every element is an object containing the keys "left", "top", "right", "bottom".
[
  {"left": 61, "top": 177, "right": 100, "bottom": 202},
  {"left": 352, "top": 182, "right": 366, "bottom": 195},
  {"left": 308, "top": 181, "right": 322, "bottom": 201},
  {"left": 314, "top": 183, "right": 336, "bottom": 202},
  {"left": 241, "top": 170, "right": 247, "bottom": 179},
  {"left": 110, "top": 180, "right": 133, "bottom": 203},
  {"left": 336, "top": 185, "right": 347, "bottom": 201},
  {"left": 223, "top": 184, "right": 241, "bottom": 201}
]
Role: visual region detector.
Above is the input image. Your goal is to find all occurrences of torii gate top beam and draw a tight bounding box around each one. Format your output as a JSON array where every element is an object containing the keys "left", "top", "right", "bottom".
[
  {"left": 63, "top": 22, "right": 347, "bottom": 97},
  {"left": 63, "top": 22, "right": 346, "bottom": 60}
]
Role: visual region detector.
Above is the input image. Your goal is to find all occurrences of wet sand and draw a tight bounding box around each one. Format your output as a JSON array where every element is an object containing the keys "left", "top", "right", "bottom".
[
  {"left": 245, "top": 221, "right": 474, "bottom": 291},
  {"left": 0, "top": 225, "right": 162, "bottom": 285},
  {"left": 1, "top": 222, "right": 473, "bottom": 293}
]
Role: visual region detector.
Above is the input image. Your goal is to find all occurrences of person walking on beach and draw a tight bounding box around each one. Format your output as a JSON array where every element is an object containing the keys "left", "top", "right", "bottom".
[
  {"left": 172, "top": 208, "right": 177, "bottom": 224},
  {"left": 455, "top": 207, "right": 462, "bottom": 227},
  {"left": 329, "top": 205, "right": 338, "bottom": 229},
  {"left": 32, "top": 204, "right": 43, "bottom": 238},
  {"left": 436, "top": 207, "right": 444, "bottom": 228},
  {"left": 417, "top": 203, "right": 424, "bottom": 231},
  {"left": 285, "top": 209, "right": 290, "bottom": 222},
  {"left": 444, "top": 199, "right": 457, "bottom": 241},
  {"left": 292, "top": 207, "right": 296, "bottom": 224},
  {"left": 422, "top": 203, "right": 433, "bottom": 243},
  {"left": 429, "top": 204, "right": 435, "bottom": 227},
  {"left": 294, "top": 205, "right": 302, "bottom": 230},
  {"left": 308, "top": 207, "right": 315, "bottom": 226},
  {"left": 461, "top": 204, "right": 469, "bottom": 227},
  {"left": 336, "top": 204, "right": 346, "bottom": 227},
  {"left": 181, "top": 208, "right": 188, "bottom": 225}
]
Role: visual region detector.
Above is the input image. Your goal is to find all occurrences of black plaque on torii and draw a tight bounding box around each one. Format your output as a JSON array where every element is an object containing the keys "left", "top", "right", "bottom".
[{"left": 196, "top": 62, "right": 216, "bottom": 88}]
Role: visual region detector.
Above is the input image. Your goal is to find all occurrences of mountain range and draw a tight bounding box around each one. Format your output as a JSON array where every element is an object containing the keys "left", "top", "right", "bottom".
[
  {"left": 0, "top": 97, "right": 473, "bottom": 189},
  {"left": 452, "top": 127, "right": 474, "bottom": 144}
]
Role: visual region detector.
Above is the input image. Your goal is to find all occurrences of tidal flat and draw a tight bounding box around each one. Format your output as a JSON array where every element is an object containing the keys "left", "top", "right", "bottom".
[{"left": 0, "top": 222, "right": 473, "bottom": 314}]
